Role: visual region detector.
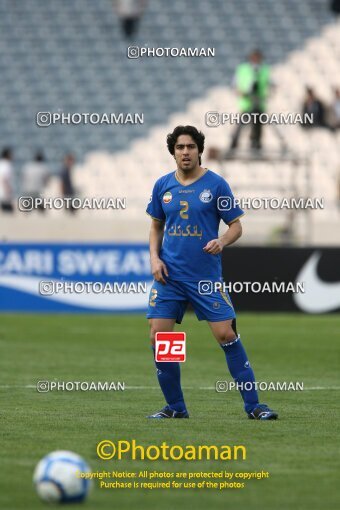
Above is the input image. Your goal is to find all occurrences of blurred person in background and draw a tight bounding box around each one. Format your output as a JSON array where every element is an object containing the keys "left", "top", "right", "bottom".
[
  {"left": 113, "top": 0, "right": 148, "bottom": 39},
  {"left": 301, "top": 87, "right": 326, "bottom": 128},
  {"left": 21, "top": 151, "right": 49, "bottom": 212},
  {"left": 0, "top": 147, "right": 14, "bottom": 212},
  {"left": 60, "top": 153, "right": 76, "bottom": 214},
  {"left": 229, "top": 50, "right": 271, "bottom": 152},
  {"left": 329, "top": 87, "right": 340, "bottom": 130},
  {"left": 330, "top": 0, "right": 340, "bottom": 15}
]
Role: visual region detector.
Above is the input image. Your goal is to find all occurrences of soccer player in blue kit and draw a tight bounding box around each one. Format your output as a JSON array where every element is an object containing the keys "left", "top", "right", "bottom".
[{"left": 146, "top": 125, "right": 278, "bottom": 420}]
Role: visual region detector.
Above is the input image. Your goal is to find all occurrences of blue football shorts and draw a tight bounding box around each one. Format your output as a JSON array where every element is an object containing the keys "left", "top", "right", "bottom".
[{"left": 147, "top": 278, "right": 235, "bottom": 323}]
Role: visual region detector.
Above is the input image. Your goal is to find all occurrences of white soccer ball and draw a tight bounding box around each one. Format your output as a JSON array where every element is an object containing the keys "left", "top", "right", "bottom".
[{"left": 33, "top": 450, "right": 91, "bottom": 503}]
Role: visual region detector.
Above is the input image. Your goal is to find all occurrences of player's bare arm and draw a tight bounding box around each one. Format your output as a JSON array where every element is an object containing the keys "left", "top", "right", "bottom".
[
  {"left": 203, "top": 219, "right": 242, "bottom": 254},
  {"left": 149, "top": 218, "right": 168, "bottom": 284}
]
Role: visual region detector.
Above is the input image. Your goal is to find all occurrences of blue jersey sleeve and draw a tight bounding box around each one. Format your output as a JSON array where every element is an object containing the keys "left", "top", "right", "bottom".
[
  {"left": 217, "top": 179, "right": 244, "bottom": 224},
  {"left": 146, "top": 179, "right": 166, "bottom": 222}
]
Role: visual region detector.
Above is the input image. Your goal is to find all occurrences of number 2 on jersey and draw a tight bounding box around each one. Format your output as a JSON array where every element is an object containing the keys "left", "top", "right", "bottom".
[{"left": 180, "top": 201, "right": 189, "bottom": 219}]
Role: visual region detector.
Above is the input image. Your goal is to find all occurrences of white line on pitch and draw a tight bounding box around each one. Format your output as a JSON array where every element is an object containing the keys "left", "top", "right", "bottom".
[{"left": 0, "top": 385, "right": 340, "bottom": 391}]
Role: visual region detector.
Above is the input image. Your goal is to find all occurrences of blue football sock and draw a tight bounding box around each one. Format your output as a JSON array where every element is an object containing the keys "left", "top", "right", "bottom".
[
  {"left": 152, "top": 347, "right": 187, "bottom": 413},
  {"left": 220, "top": 336, "right": 259, "bottom": 413}
]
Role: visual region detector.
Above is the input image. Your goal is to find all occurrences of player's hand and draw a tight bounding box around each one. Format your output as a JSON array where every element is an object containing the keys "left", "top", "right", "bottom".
[
  {"left": 151, "top": 257, "right": 169, "bottom": 285},
  {"left": 203, "top": 238, "right": 224, "bottom": 255}
]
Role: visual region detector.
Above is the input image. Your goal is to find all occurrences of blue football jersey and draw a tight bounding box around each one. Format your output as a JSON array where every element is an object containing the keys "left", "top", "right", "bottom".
[{"left": 146, "top": 169, "right": 244, "bottom": 281}]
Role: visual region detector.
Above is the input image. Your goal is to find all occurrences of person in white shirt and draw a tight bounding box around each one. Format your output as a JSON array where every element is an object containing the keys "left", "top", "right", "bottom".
[
  {"left": 114, "top": 0, "right": 147, "bottom": 39},
  {"left": 20, "top": 151, "right": 50, "bottom": 212},
  {"left": 21, "top": 152, "right": 49, "bottom": 199}
]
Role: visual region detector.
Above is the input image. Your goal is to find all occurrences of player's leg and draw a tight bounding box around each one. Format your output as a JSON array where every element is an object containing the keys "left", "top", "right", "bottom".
[
  {"left": 208, "top": 319, "right": 259, "bottom": 411},
  {"left": 146, "top": 280, "right": 189, "bottom": 418},
  {"left": 208, "top": 319, "right": 277, "bottom": 419},
  {"left": 187, "top": 281, "right": 277, "bottom": 419}
]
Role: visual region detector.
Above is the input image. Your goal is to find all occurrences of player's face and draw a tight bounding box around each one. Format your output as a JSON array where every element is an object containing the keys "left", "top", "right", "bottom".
[{"left": 174, "top": 135, "right": 200, "bottom": 173}]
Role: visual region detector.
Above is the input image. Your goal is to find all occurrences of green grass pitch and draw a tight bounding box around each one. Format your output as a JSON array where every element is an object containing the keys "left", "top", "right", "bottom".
[{"left": 1, "top": 313, "right": 339, "bottom": 510}]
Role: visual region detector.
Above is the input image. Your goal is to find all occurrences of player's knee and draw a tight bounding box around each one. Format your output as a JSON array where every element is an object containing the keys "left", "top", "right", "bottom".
[{"left": 215, "top": 326, "right": 237, "bottom": 344}]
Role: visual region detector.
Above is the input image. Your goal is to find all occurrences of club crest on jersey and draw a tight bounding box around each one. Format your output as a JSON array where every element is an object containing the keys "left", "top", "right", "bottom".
[
  {"left": 199, "top": 189, "right": 213, "bottom": 203},
  {"left": 163, "top": 191, "right": 172, "bottom": 204}
]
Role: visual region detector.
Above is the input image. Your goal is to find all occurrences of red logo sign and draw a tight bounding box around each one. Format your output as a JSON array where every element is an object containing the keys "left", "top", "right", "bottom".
[{"left": 155, "top": 332, "right": 186, "bottom": 362}]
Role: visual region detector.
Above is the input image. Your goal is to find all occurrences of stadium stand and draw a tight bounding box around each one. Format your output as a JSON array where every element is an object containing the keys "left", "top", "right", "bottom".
[
  {"left": 0, "top": 0, "right": 339, "bottom": 244},
  {"left": 0, "top": 0, "right": 334, "bottom": 166}
]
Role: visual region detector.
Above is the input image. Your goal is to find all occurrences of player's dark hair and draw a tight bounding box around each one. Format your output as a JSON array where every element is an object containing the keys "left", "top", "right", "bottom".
[{"left": 167, "top": 125, "right": 205, "bottom": 165}]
